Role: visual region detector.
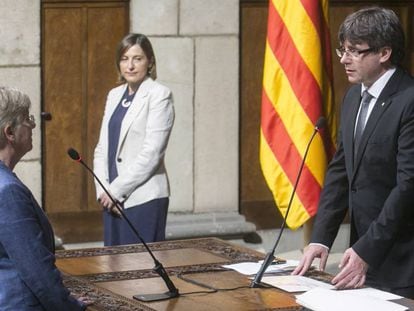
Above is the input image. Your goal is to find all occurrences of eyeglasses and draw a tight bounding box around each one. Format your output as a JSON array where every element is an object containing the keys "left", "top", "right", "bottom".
[
  {"left": 23, "top": 114, "right": 35, "bottom": 126},
  {"left": 28, "top": 114, "right": 35, "bottom": 124},
  {"left": 335, "top": 47, "right": 376, "bottom": 58}
]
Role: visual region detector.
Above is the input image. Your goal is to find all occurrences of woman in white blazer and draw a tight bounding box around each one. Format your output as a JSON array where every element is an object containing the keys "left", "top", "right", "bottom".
[{"left": 93, "top": 33, "right": 174, "bottom": 246}]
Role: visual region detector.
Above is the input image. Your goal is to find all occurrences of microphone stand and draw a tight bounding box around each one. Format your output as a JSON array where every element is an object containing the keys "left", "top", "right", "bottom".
[
  {"left": 67, "top": 148, "right": 179, "bottom": 302},
  {"left": 250, "top": 119, "right": 325, "bottom": 288}
]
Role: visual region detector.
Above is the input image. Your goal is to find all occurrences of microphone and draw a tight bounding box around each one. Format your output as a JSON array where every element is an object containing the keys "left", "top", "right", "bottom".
[
  {"left": 250, "top": 117, "right": 326, "bottom": 288},
  {"left": 67, "top": 148, "right": 179, "bottom": 302},
  {"left": 315, "top": 117, "right": 326, "bottom": 132}
]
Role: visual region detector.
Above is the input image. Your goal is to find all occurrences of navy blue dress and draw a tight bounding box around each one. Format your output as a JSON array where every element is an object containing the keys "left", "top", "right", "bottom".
[{"left": 104, "top": 89, "right": 168, "bottom": 246}]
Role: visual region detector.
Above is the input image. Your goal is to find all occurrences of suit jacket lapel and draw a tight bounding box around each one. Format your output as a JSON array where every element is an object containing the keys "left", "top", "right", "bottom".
[
  {"left": 106, "top": 84, "right": 128, "bottom": 123},
  {"left": 352, "top": 68, "right": 404, "bottom": 172},
  {"left": 118, "top": 78, "right": 151, "bottom": 147},
  {"left": 343, "top": 87, "right": 361, "bottom": 173}
]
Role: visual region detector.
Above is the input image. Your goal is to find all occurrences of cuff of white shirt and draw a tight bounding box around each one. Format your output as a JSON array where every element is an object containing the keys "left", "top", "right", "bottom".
[{"left": 309, "top": 242, "right": 330, "bottom": 251}]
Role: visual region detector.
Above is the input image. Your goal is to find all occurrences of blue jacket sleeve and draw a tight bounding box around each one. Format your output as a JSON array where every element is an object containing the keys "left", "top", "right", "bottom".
[{"left": 0, "top": 183, "right": 85, "bottom": 310}]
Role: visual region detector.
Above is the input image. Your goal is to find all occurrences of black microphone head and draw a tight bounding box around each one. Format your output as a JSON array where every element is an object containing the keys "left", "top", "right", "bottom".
[
  {"left": 67, "top": 148, "right": 81, "bottom": 161},
  {"left": 315, "top": 117, "right": 327, "bottom": 131}
]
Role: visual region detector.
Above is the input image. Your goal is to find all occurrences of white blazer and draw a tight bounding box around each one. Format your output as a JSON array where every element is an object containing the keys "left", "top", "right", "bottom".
[{"left": 93, "top": 78, "right": 174, "bottom": 209}]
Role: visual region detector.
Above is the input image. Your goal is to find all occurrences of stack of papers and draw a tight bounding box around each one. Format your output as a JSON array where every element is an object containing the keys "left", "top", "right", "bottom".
[
  {"left": 223, "top": 261, "right": 408, "bottom": 311},
  {"left": 222, "top": 259, "right": 299, "bottom": 275},
  {"left": 261, "top": 275, "right": 407, "bottom": 310},
  {"left": 296, "top": 287, "right": 407, "bottom": 311},
  {"left": 261, "top": 275, "right": 334, "bottom": 292}
]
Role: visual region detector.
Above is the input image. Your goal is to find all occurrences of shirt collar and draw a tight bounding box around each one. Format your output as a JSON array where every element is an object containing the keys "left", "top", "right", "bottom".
[{"left": 362, "top": 67, "right": 396, "bottom": 99}]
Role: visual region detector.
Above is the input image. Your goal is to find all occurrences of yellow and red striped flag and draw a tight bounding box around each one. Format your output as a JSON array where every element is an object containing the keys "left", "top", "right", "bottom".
[{"left": 260, "top": 0, "right": 337, "bottom": 229}]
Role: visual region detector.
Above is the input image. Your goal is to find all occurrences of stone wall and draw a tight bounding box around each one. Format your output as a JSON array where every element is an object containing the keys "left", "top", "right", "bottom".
[
  {"left": 0, "top": 0, "right": 42, "bottom": 202},
  {"left": 0, "top": 0, "right": 254, "bottom": 238},
  {"left": 131, "top": 0, "right": 240, "bottom": 215}
]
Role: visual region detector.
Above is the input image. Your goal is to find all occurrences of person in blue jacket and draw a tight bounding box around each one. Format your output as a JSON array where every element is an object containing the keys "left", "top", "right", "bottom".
[{"left": 0, "top": 86, "right": 91, "bottom": 310}]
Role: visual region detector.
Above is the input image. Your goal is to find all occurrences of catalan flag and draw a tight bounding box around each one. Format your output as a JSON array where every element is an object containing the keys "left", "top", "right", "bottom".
[{"left": 260, "top": 0, "right": 336, "bottom": 229}]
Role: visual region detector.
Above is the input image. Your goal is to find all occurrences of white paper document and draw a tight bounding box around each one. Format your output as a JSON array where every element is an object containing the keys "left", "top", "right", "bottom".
[
  {"left": 296, "top": 288, "right": 408, "bottom": 311},
  {"left": 342, "top": 287, "right": 403, "bottom": 301},
  {"left": 222, "top": 260, "right": 299, "bottom": 275},
  {"left": 261, "top": 275, "right": 334, "bottom": 292}
]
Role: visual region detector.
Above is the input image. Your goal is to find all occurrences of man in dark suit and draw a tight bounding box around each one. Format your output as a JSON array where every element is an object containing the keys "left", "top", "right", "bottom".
[{"left": 292, "top": 7, "right": 414, "bottom": 299}]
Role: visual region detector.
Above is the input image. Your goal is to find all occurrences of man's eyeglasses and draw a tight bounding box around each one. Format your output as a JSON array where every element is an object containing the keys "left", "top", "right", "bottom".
[
  {"left": 23, "top": 114, "right": 35, "bottom": 126},
  {"left": 335, "top": 47, "right": 376, "bottom": 58}
]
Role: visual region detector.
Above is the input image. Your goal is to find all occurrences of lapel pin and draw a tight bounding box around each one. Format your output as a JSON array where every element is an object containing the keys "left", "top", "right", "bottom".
[{"left": 381, "top": 102, "right": 385, "bottom": 107}]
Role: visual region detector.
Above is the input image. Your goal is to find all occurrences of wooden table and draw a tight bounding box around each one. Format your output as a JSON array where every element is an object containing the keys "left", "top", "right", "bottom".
[{"left": 56, "top": 238, "right": 414, "bottom": 310}]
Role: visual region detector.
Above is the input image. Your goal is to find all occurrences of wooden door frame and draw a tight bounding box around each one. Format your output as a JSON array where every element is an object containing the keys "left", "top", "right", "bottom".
[{"left": 41, "top": 0, "right": 129, "bottom": 243}]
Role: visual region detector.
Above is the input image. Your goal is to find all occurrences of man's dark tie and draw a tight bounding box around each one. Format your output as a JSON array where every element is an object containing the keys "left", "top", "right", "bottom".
[{"left": 354, "top": 90, "right": 373, "bottom": 156}]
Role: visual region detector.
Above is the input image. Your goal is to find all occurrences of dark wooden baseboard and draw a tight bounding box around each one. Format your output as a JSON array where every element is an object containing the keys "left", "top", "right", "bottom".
[
  {"left": 48, "top": 210, "right": 103, "bottom": 244},
  {"left": 240, "top": 200, "right": 350, "bottom": 231},
  {"left": 240, "top": 200, "right": 283, "bottom": 230}
]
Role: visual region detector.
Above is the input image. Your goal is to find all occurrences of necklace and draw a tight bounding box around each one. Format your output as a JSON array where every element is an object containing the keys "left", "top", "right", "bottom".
[
  {"left": 121, "top": 91, "right": 136, "bottom": 108},
  {"left": 121, "top": 98, "right": 132, "bottom": 108}
]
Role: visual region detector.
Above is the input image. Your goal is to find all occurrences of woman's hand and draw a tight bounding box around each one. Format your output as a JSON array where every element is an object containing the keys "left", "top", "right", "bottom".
[{"left": 98, "top": 193, "right": 122, "bottom": 217}]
